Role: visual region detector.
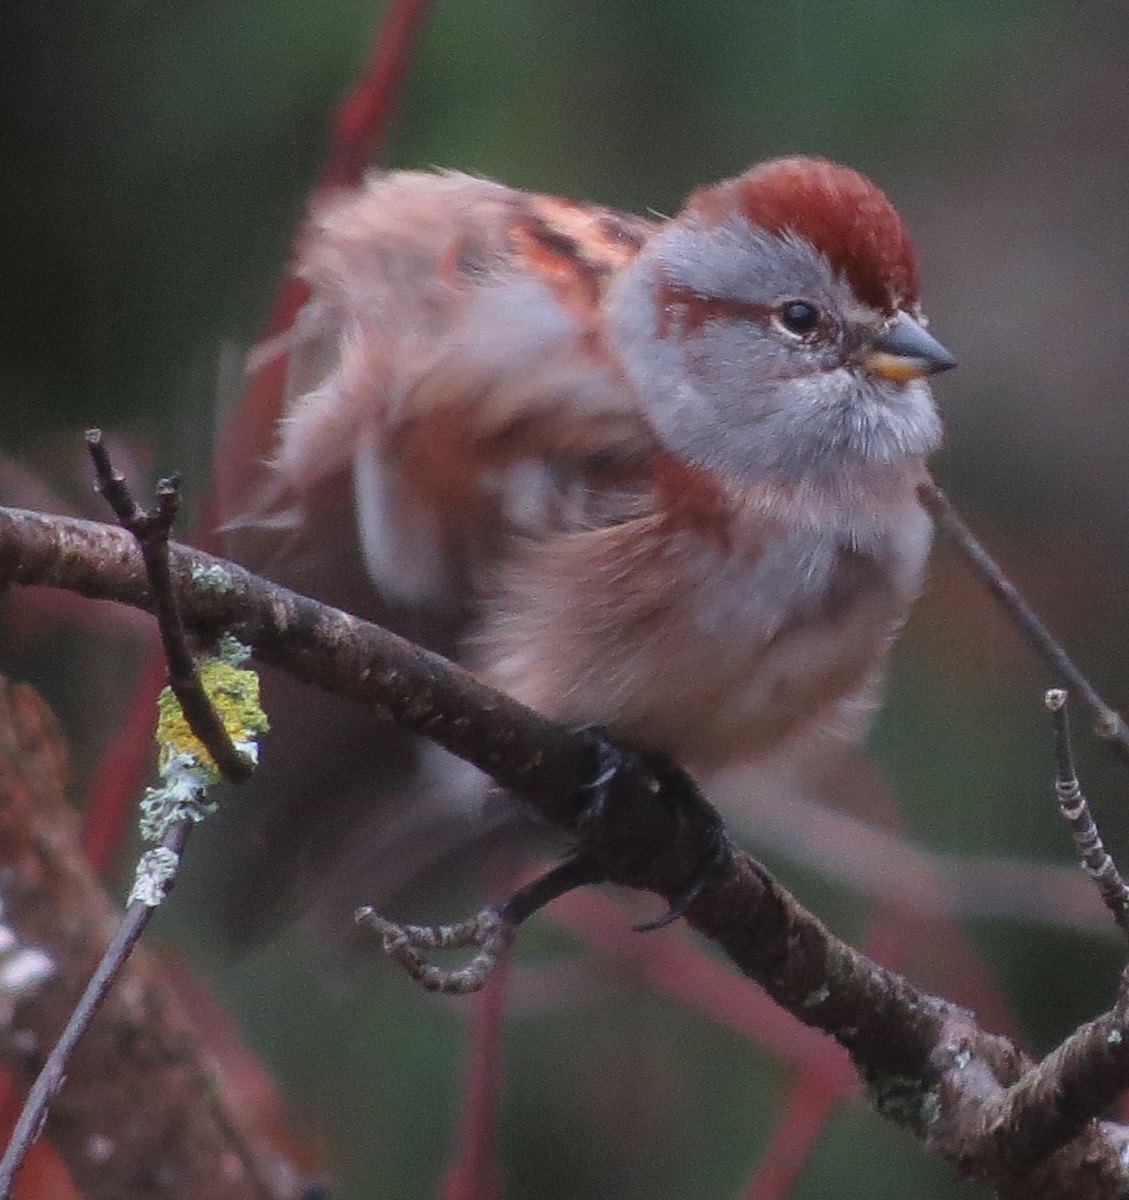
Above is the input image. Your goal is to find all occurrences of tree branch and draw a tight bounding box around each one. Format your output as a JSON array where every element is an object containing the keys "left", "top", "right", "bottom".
[{"left": 1, "top": 501, "right": 1129, "bottom": 1196}]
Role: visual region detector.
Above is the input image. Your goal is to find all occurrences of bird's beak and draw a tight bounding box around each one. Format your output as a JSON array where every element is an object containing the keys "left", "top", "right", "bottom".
[{"left": 865, "top": 311, "right": 956, "bottom": 382}]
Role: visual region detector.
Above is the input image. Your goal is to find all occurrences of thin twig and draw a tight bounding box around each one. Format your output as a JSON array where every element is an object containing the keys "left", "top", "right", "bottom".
[
  {"left": 2, "top": 448, "right": 260, "bottom": 1195},
  {"left": 1045, "top": 689, "right": 1129, "bottom": 943},
  {"left": 0, "top": 822, "right": 190, "bottom": 1198},
  {"left": 0, "top": 679, "right": 297, "bottom": 1198},
  {"left": 919, "top": 481, "right": 1129, "bottom": 765},
  {"left": 87, "top": 429, "right": 253, "bottom": 783}
]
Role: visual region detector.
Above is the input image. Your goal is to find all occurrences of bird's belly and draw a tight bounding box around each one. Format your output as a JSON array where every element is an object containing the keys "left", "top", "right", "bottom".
[
  {"left": 594, "top": 532, "right": 927, "bottom": 771},
  {"left": 484, "top": 503, "right": 931, "bottom": 776},
  {"left": 639, "top": 590, "right": 899, "bottom": 771}
]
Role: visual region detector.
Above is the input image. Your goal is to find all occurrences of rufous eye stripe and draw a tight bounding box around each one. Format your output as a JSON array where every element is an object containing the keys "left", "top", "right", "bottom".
[{"left": 654, "top": 277, "right": 775, "bottom": 339}]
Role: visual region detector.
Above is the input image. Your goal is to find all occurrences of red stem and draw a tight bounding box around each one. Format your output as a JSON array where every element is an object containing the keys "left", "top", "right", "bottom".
[
  {"left": 439, "top": 953, "right": 508, "bottom": 1200},
  {"left": 741, "top": 1066, "right": 851, "bottom": 1200},
  {"left": 80, "top": 636, "right": 163, "bottom": 870},
  {"left": 322, "top": 0, "right": 435, "bottom": 191},
  {"left": 206, "top": 0, "right": 435, "bottom": 540},
  {"left": 88, "top": 0, "right": 436, "bottom": 862}
]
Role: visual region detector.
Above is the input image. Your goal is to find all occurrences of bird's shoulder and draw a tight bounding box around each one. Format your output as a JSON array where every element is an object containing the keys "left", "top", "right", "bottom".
[{"left": 225, "top": 170, "right": 666, "bottom": 606}]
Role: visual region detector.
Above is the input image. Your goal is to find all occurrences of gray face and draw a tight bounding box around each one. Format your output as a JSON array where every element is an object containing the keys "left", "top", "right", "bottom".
[{"left": 602, "top": 209, "right": 942, "bottom": 484}]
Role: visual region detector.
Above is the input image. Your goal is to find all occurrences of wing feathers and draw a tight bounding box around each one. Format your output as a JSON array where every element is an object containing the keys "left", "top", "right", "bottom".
[{"left": 234, "top": 170, "right": 660, "bottom": 604}]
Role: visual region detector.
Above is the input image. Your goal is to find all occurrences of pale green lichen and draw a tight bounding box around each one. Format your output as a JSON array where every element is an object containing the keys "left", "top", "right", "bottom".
[
  {"left": 802, "top": 984, "right": 831, "bottom": 1010},
  {"left": 128, "top": 846, "right": 181, "bottom": 906},
  {"left": 132, "top": 637, "right": 267, "bottom": 905},
  {"left": 860, "top": 1066, "right": 941, "bottom": 1133},
  {"left": 138, "top": 752, "right": 220, "bottom": 843},
  {"left": 1117, "top": 1136, "right": 1129, "bottom": 1184},
  {"left": 189, "top": 561, "right": 236, "bottom": 594}
]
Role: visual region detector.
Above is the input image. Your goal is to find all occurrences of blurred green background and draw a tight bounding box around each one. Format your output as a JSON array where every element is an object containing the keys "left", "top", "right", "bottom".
[{"left": 5, "top": 1, "right": 1129, "bottom": 1196}]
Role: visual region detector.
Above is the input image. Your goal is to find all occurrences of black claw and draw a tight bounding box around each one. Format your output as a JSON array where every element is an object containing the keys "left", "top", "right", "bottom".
[
  {"left": 632, "top": 906, "right": 683, "bottom": 934},
  {"left": 632, "top": 875, "right": 711, "bottom": 933},
  {"left": 632, "top": 813, "right": 732, "bottom": 932},
  {"left": 299, "top": 1184, "right": 333, "bottom": 1200},
  {"left": 573, "top": 726, "right": 637, "bottom": 832}
]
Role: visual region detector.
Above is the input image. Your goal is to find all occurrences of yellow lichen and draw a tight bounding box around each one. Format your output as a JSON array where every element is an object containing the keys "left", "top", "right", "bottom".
[{"left": 154, "top": 655, "right": 269, "bottom": 784}]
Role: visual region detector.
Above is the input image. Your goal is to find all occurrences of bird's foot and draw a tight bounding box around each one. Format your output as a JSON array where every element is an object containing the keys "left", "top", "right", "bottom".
[{"left": 570, "top": 726, "right": 733, "bottom": 931}]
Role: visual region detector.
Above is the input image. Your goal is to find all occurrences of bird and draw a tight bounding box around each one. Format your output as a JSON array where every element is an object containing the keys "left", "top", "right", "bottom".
[{"left": 215, "top": 156, "right": 954, "bottom": 934}]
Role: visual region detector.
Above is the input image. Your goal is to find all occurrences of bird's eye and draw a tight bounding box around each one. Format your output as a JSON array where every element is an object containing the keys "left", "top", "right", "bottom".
[{"left": 775, "top": 300, "right": 821, "bottom": 338}]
